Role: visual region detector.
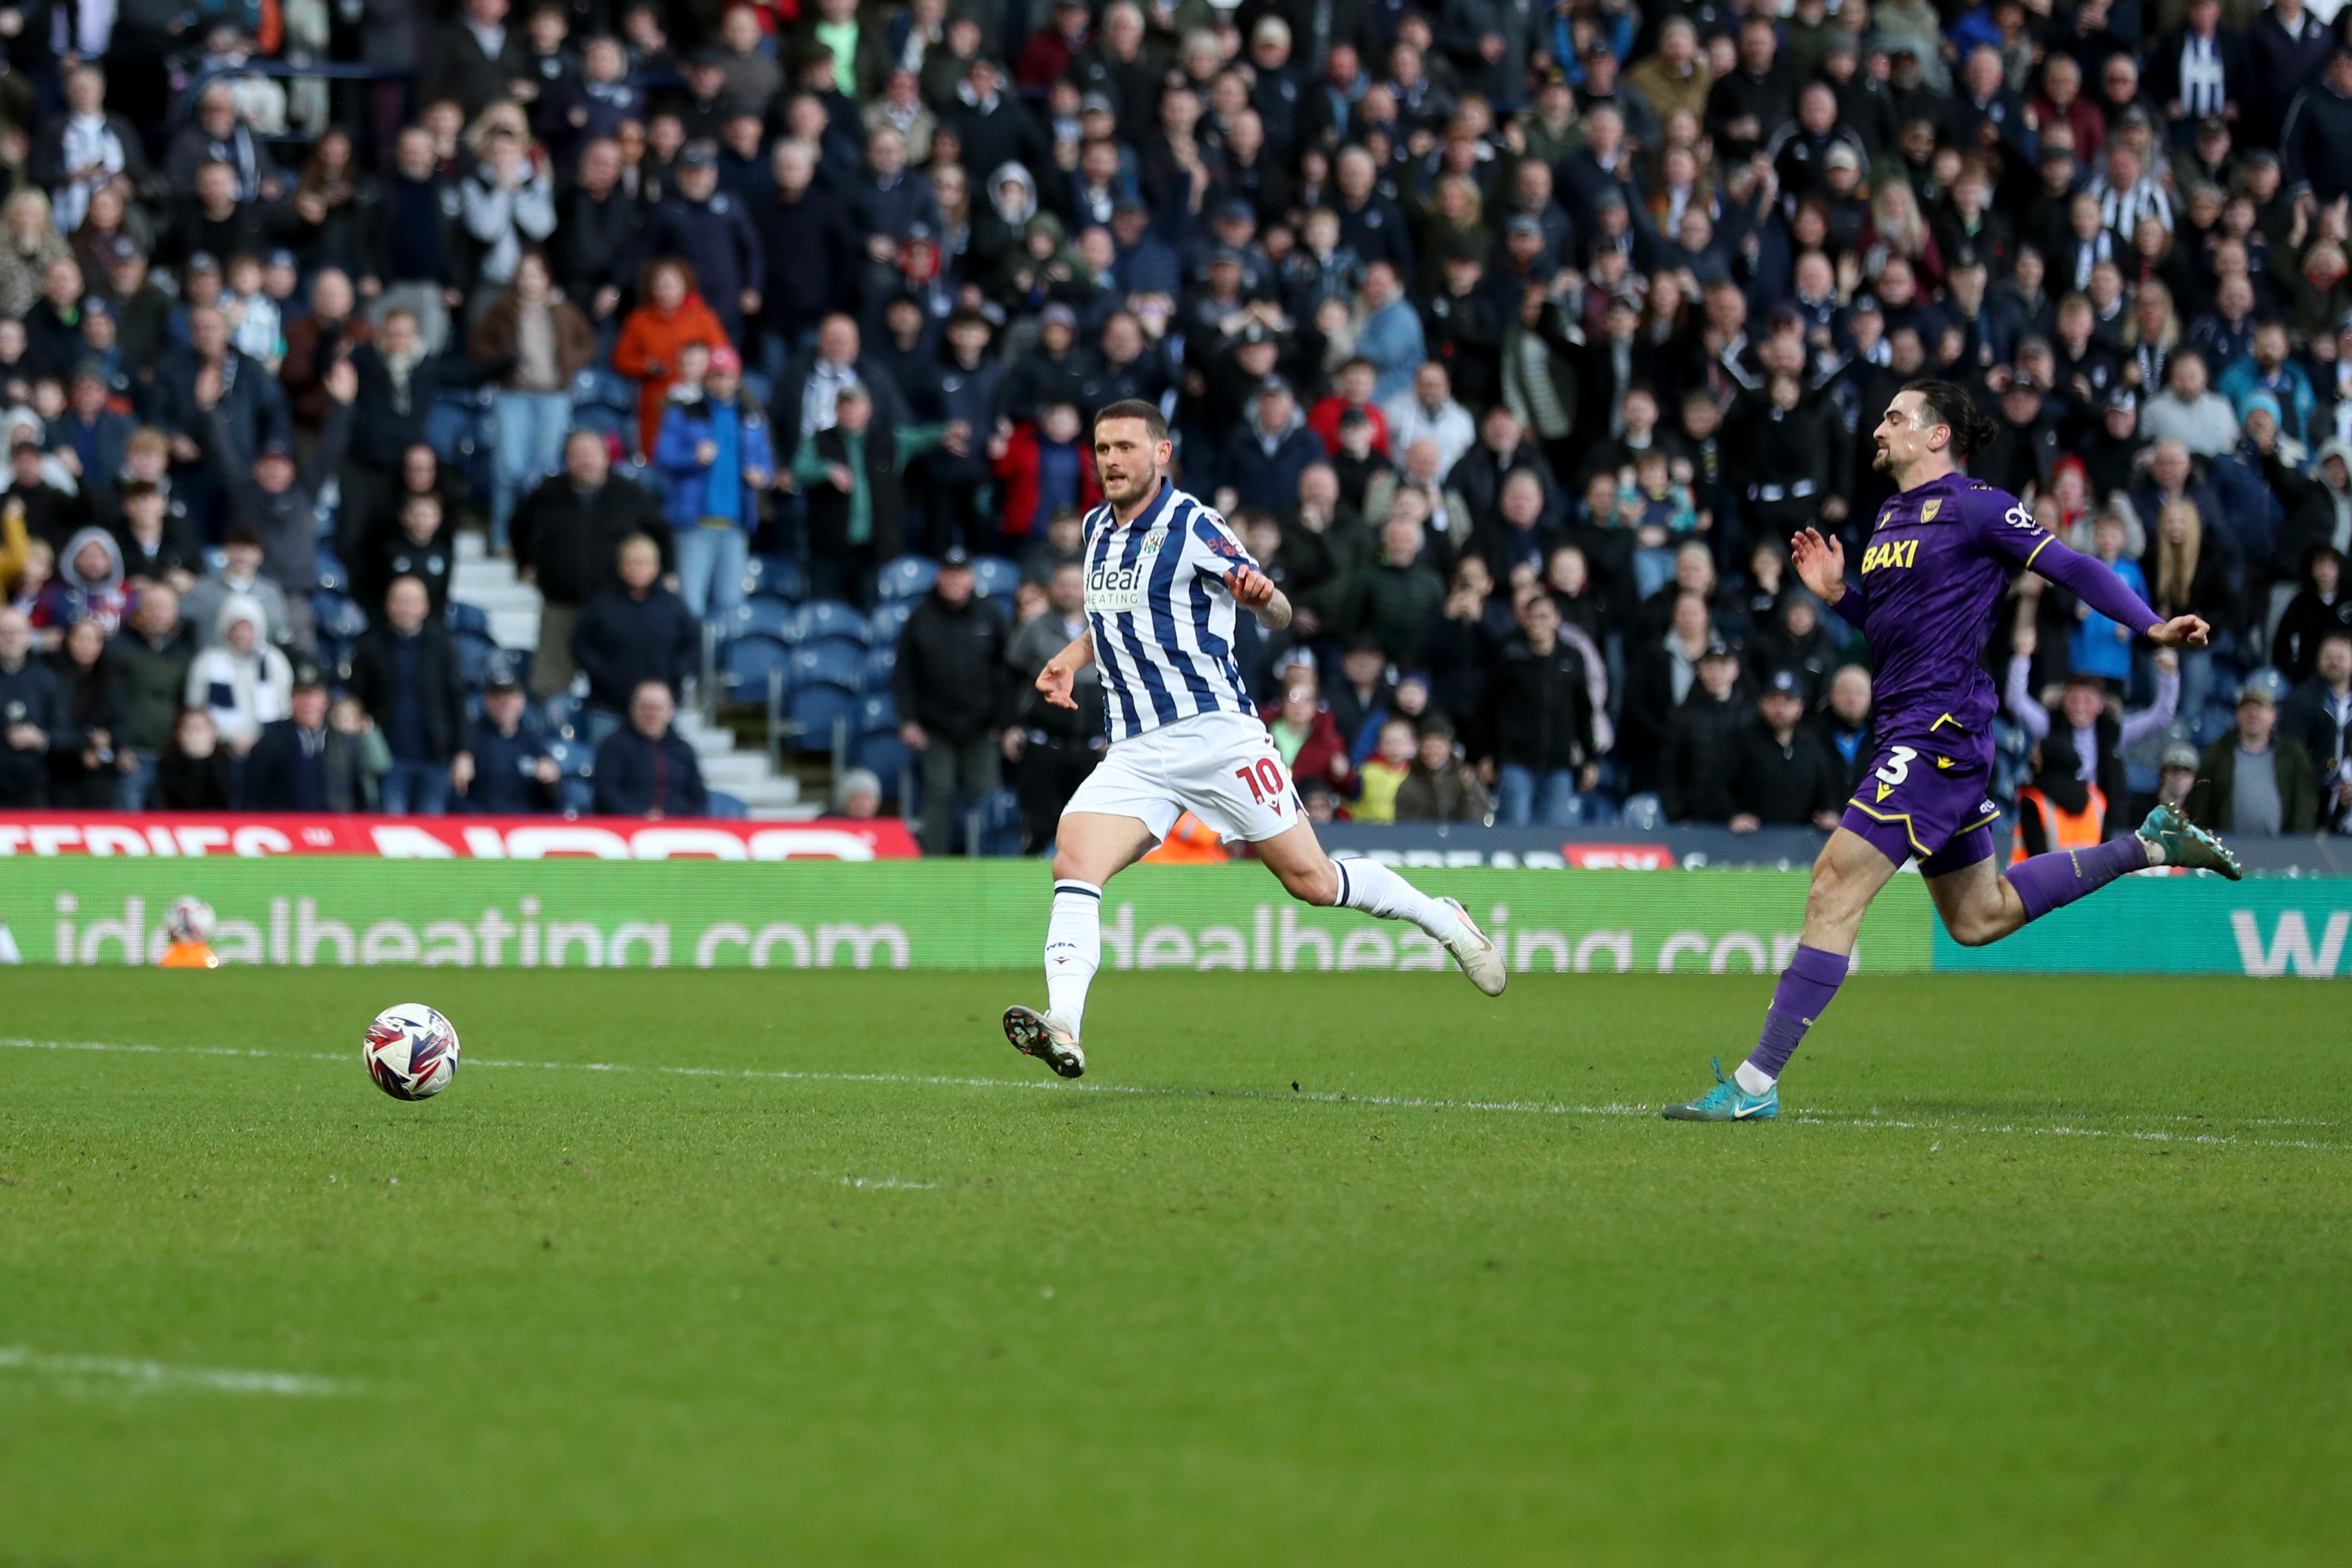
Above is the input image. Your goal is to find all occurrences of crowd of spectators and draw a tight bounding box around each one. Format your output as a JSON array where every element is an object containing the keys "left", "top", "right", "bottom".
[{"left": 6, "top": 0, "right": 2352, "bottom": 847}]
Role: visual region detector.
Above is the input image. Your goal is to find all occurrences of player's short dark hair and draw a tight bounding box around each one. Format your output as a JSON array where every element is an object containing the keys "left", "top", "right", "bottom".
[
  {"left": 1093, "top": 398, "right": 1167, "bottom": 443},
  {"left": 1902, "top": 377, "right": 2000, "bottom": 458}
]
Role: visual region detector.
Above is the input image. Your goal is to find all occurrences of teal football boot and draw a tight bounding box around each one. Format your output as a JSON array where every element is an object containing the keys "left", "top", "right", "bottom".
[
  {"left": 2137, "top": 802, "right": 2244, "bottom": 880},
  {"left": 1662, "top": 1058, "right": 1779, "bottom": 1122}
]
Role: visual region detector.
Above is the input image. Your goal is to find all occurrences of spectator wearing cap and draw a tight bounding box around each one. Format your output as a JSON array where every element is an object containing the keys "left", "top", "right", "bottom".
[
  {"left": 1726, "top": 670, "right": 1845, "bottom": 833},
  {"left": 572, "top": 532, "right": 699, "bottom": 724},
  {"left": 655, "top": 343, "right": 775, "bottom": 622},
  {"left": 631, "top": 137, "right": 763, "bottom": 349},
  {"left": 1657, "top": 634, "right": 1748, "bottom": 825},
  {"left": 2218, "top": 322, "right": 2316, "bottom": 447},
  {"left": 245, "top": 665, "right": 376, "bottom": 812},
  {"left": 469, "top": 250, "right": 596, "bottom": 554},
  {"left": 51, "top": 365, "right": 134, "bottom": 510},
  {"left": 593, "top": 678, "right": 708, "bottom": 819},
  {"left": 1002, "top": 302, "right": 1091, "bottom": 424},
  {"left": 201, "top": 353, "right": 354, "bottom": 650},
  {"left": 1219, "top": 377, "right": 1324, "bottom": 515},
  {"left": 2279, "top": 626, "right": 2352, "bottom": 832},
  {"left": 462, "top": 669, "right": 558, "bottom": 815},
  {"left": 2189, "top": 669, "right": 2318, "bottom": 835},
  {"left": 796, "top": 382, "right": 956, "bottom": 606},
  {"left": 349, "top": 575, "right": 472, "bottom": 816},
  {"left": 0, "top": 606, "right": 63, "bottom": 805},
  {"left": 1480, "top": 590, "right": 1601, "bottom": 827},
  {"left": 893, "top": 547, "right": 1010, "bottom": 855}
]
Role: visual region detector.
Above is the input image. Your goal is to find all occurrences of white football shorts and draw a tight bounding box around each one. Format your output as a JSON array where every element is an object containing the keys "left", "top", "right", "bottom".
[{"left": 1061, "top": 710, "right": 1304, "bottom": 844}]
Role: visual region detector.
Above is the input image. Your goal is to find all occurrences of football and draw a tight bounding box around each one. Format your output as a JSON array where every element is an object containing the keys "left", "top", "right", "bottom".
[
  {"left": 363, "top": 1004, "right": 461, "bottom": 1101},
  {"left": 164, "top": 896, "right": 216, "bottom": 945}
]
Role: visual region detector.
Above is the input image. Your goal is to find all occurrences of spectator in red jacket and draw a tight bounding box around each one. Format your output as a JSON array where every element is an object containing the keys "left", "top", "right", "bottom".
[
  {"left": 1306, "top": 357, "right": 1391, "bottom": 457},
  {"left": 988, "top": 399, "right": 1100, "bottom": 558},
  {"left": 1261, "top": 673, "right": 1352, "bottom": 798}
]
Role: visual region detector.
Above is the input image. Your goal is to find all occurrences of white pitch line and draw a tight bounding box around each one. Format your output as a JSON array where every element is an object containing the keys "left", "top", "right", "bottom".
[
  {"left": 1, "top": 1038, "right": 2341, "bottom": 1154},
  {"left": 0, "top": 1345, "right": 348, "bottom": 1396}
]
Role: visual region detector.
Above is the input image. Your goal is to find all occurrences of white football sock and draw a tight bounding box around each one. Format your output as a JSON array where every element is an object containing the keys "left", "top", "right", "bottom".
[
  {"left": 1044, "top": 880, "right": 1102, "bottom": 1034},
  {"left": 1333, "top": 858, "right": 1463, "bottom": 943},
  {"left": 1734, "top": 1061, "right": 1777, "bottom": 1097}
]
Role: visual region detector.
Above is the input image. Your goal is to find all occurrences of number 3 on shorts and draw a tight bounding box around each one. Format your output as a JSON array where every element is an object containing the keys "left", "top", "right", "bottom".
[
  {"left": 1875, "top": 745, "right": 1917, "bottom": 787},
  {"left": 1233, "top": 757, "right": 1287, "bottom": 804}
]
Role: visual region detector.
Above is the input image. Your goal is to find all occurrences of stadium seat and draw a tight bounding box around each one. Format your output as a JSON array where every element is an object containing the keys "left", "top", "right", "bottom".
[
  {"left": 744, "top": 555, "right": 808, "bottom": 604},
  {"left": 707, "top": 790, "right": 749, "bottom": 819},
  {"left": 875, "top": 555, "right": 940, "bottom": 602},
  {"left": 787, "top": 645, "right": 864, "bottom": 753},
  {"left": 722, "top": 635, "right": 795, "bottom": 705},
  {"left": 313, "top": 548, "right": 346, "bottom": 594},
  {"left": 445, "top": 601, "right": 490, "bottom": 637},
  {"left": 453, "top": 628, "right": 501, "bottom": 689},
  {"left": 791, "top": 599, "right": 870, "bottom": 655},
  {"left": 964, "top": 788, "right": 1024, "bottom": 855},
  {"left": 866, "top": 598, "right": 915, "bottom": 649},
  {"left": 969, "top": 557, "right": 1021, "bottom": 599},
  {"left": 850, "top": 693, "right": 911, "bottom": 789},
  {"left": 723, "top": 598, "right": 798, "bottom": 645},
  {"left": 862, "top": 644, "right": 897, "bottom": 690}
]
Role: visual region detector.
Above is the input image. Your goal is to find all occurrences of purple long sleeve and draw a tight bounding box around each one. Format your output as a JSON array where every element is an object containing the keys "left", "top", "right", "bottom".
[{"left": 2020, "top": 534, "right": 2164, "bottom": 637}]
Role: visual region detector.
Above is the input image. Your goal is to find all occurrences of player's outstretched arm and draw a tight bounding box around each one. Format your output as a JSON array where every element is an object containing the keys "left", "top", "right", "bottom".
[
  {"left": 1225, "top": 566, "right": 1293, "bottom": 631},
  {"left": 2023, "top": 531, "right": 2209, "bottom": 649},
  {"left": 1037, "top": 631, "right": 1094, "bottom": 710}
]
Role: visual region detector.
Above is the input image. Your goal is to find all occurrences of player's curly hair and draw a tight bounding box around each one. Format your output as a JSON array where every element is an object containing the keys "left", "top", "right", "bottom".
[{"left": 1901, "top": 378, "right": 2000, "bottom": 458}]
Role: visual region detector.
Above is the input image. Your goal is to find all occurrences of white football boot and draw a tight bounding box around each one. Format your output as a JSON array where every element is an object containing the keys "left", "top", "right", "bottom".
[
  {"left": 1439, "top": 897, "right": 1507, "bottom": 996},
  {"left": 1002, "top": 1005, "right": 1086, "bottom": 1079}
]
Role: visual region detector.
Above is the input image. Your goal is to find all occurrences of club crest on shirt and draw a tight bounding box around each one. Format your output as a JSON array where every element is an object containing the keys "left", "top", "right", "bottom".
[
  {"left": 1921, "top": 498, "right": 1940, "bottom": 521},
  {"left": 1140, "top": 524, "right": 1170, "bottom": 557}
]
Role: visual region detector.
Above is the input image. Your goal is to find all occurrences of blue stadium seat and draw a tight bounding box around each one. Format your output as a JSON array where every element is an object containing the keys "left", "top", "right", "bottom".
[
  {"left": 203, "top": 545, "right": 228, "bottom": 576},
  {"left": 744, "top": 555, "right": 808, "bottom": 604},
  {"left": 791, "top": 599, "right": 870, "bottom": 654},
  {"left": 875, "top": 555, "right": 940, "bottom": 602},
  {"left": 969, "top": 556, "right": 1021, "bottom": 599},
  {"left": 850, "top": 693, "right": 910, "bottom": 786},
  {"left": 788, "top": 643, "right": 865, "bottom": 693},
  {"left": 707, "top": 790, "right": 749, "bottom": 819},
  {"left": 546, "top": 737, "right": 595, "bottom": 779},
  {"left": 313, "top": 548, "right": 347, "bottom": 594},
  {"left": 311, "top": 590, "right": 368, "bottom": 641},
  {"left": 862, "top": 644, "right": 897, "bottom": 690},
  {"left": 723, "top": 598, "right": 798, "bottom": 645},
  {"left": 445, "top": 601, "right": 490, "bottom": 637},
  {"left": 453, "top": 629, "right": 501, "bottom": 689},
  {"left": 966, "top": 788, "right": 1024, "bottom": 855},
  {"left": 557, "top": 776, "right": 596, "bottom": 816},
  {"left": 866, "top": 598, "right": 915, "bottom": 649},
  {"left": 722, "top": 635, "right": 795, "bottom": 704}
]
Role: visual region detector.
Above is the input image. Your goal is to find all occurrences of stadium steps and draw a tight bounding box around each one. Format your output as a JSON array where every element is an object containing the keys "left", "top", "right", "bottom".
[{"left": 451, "top": 533, "right": 813, "bottom": 820}]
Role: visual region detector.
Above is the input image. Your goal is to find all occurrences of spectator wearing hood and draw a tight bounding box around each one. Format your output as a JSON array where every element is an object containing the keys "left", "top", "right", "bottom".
[
  {"left": 107, "top": 583, "right": 194, "bottom": 809},
  {"left": 36, "top": 526, "right": 131, "bottom": 636},
  {"left": 183, "top": 592, "right": 294, "bottom": 755},
  {"left": 654, "top": 343, "right": 775, "bottom": 622}
]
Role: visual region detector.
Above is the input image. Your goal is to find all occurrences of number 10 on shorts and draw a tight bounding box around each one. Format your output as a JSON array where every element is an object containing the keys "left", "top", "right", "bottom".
[{"left": 1235, "top": 757, "right": 1287, "bottom": 805}]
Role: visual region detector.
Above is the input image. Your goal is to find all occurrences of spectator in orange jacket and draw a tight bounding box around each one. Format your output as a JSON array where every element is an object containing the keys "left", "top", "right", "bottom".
[
  {"left": 611, "top": 256, "right": 729, "bottom": 456},
  {"left": 987, "top": 399, "right": 1099, "bottom": 558}
]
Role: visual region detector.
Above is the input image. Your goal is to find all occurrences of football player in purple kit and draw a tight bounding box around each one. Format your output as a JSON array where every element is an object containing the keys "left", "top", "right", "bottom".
[{"left": 1666, "top": 380, "right": 2243, "bottom": 1122}]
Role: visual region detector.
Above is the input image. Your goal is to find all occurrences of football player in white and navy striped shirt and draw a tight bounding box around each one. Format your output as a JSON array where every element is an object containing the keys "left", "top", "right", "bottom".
[{"left": 1001, "top": 400, "right": 1504, "bottom": 1080}]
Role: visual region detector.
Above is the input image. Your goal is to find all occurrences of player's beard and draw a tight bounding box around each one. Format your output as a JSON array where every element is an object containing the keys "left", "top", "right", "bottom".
[
  {"left": 1871, "top": 444, "right": 1895, "bottom": 476},
  {"left": 1109, "top": 468, "right": 1156, "bottom": 509}
]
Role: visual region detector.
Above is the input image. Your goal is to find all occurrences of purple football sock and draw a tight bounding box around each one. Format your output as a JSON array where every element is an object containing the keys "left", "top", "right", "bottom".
[
  {"left": 1745, "top": 945, "right": 1849, "bottom": 1080},
  {"left": 2002, "top": 836, "right": 2151, "bottom": 923}
]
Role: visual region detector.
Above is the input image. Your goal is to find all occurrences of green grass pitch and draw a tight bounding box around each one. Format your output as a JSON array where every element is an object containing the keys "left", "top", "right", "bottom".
[{"left": 2, "top": 968, "right": 2347, "bottom": 1565}]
